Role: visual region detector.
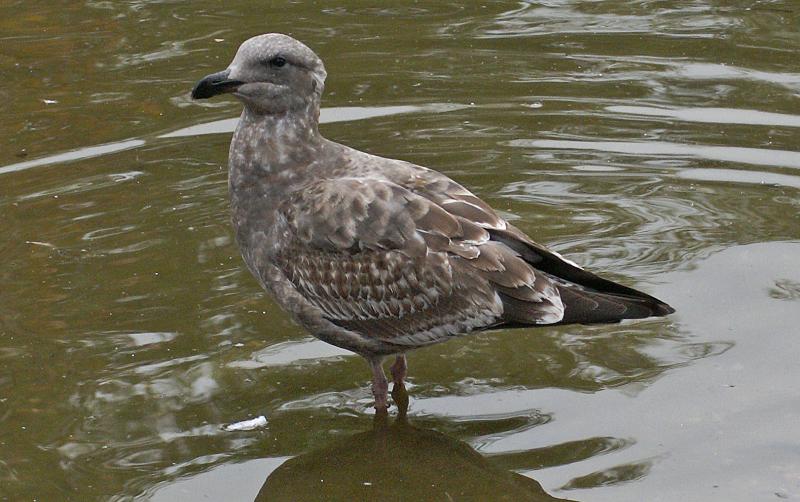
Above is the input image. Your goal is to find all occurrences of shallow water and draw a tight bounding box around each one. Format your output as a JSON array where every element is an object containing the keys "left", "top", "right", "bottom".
[{"left": 2, "top": 1, "right": 799, "bottom": 501}]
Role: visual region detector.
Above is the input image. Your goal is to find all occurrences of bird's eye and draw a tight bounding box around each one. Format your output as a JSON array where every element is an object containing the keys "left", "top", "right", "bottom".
[{"left": 270, "top": 56, "right": 287, "bottom": 68}]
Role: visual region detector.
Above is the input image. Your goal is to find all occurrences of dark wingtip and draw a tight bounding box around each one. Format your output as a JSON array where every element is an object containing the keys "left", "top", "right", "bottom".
[
  {"left": 627, "top": 297, "right": 674, "bottom": 319},
  {"left": 653, "top": 302, "right": 676, "bottom": 316}
]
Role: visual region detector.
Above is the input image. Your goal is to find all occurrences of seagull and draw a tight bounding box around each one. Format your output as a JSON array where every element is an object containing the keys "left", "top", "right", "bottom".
[{"left": 191, "top": 33, "right": 674, "bottom": 412}]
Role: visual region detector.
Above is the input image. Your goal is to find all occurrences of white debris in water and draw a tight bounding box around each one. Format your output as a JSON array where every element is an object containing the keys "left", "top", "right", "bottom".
[
  {"left": 42, "top": 99, "right": 58, "bottom": 104},
  {"left": 26, "top": 241, "right": 56, "bottom": 248},
  {"left": 222, "top": 415, "right": 268, "bottom": 431}
]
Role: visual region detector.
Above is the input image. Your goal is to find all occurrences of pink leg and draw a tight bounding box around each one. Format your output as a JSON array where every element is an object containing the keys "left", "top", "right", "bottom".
[
  {"left": 390, "top": 354, "right": 407, "bottom": 386},
  {"left": 367, "top": 356, "right": 388, "bottom": 411}
]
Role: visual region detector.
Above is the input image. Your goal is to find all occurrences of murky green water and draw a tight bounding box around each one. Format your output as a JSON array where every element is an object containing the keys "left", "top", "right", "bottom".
[{"left": 2, "top": 2, "right": 800, "bottom": 501}]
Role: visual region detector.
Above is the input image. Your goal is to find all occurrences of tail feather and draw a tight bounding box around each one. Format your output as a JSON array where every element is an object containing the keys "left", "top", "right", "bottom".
[
  {"left": 489, "top": 227, "right": 674, "bottom": 326},
  {"left": 554, "top": 285, "right": 670, "bottom": 325}
]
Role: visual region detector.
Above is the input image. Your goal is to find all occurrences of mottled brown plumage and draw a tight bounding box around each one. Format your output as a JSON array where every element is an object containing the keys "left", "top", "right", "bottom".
[{"left": 192, "top": 34, "right": 674, "bottom": 411}]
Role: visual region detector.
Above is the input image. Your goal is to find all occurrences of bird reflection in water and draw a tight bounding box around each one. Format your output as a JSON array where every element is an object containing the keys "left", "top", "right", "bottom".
[{"left": 256, "top": 384, "right": 577, "bottom": 501}]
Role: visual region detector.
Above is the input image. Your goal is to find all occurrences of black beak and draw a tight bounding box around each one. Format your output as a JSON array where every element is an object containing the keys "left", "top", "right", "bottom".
[{"left": 191, "top": 69, "right": 244, "bottom": 99}]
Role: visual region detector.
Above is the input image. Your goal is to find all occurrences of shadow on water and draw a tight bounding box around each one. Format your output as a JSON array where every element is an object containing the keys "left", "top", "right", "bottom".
[
  {"left": 256, "top": 386, "right": 576, "bottom": 502},
  {"left": 145, "top": 384, "right": 580, "bottom": 501}
]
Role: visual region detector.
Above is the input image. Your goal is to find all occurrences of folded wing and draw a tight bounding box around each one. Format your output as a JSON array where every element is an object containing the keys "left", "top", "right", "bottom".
[
  {"left": 273, "top": 177, "right": 570, "bottom": 347},
  {"left": 395, "top": 168, "right": 675, "bottom": 324}
]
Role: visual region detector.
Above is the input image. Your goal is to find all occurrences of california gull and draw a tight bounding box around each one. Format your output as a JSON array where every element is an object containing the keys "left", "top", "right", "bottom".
[{"left": 191, "top": 33, "right": 674, "bottom": 412}]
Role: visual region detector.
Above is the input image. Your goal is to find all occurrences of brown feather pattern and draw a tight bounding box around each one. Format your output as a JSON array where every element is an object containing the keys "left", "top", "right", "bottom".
[
  {"left": 194, "top": 33, "right": 674, "bottom": 412},
  {"left": 271, "top": 176, "right": 574, "bottom": 349},
  {"left": 201, "top": 33, "right": 673, "bottom": 358}
]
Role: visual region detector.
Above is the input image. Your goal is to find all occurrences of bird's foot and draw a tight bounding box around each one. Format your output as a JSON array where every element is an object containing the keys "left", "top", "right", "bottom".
[
  {"left": 391, "top": 381, "right": 409, "bottom": 419},
  {"left": 368, "top": 356, "right": 389, "bottom": 413},
  {"left": 373, "top": 385, "right": 389, "bottom": 412},
  {"left": 368, "top": 355, "right": 410, "bottom": 415}
]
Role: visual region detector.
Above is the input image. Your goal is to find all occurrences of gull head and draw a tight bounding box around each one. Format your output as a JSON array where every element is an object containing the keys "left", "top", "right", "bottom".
[{"left": 191, "top": 33, "right": 327, "bottom": 116}]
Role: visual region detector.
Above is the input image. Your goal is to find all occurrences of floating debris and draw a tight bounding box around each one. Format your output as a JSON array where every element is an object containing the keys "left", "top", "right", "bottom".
[
  {"left": 26, "top": 241, "right": 57, "bottom": 249},
  {"left": 222, "top": 415, "right": 268, "bottom": 431}
]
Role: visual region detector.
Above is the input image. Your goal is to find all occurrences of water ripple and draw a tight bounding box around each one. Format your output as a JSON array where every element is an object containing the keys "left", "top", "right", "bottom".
[{"left": 509, "top": 138, "right": 800, "bottom": 169}]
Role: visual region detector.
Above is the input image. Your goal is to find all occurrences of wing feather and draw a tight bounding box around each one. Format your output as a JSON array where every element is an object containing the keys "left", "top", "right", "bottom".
[
  {"left": 273, "top": 167, "right": 671, "bottom": 347},
  {"left": 273, "top": 178, "right": 514, "bottom": 346},
  {"left": 385, "top": 165, "right": 673, "bottom": 323}
]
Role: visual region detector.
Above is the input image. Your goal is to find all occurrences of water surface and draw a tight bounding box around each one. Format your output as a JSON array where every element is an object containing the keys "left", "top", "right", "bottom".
[{"left": 2, "top": 1, "right": 799, "bottom": 501}]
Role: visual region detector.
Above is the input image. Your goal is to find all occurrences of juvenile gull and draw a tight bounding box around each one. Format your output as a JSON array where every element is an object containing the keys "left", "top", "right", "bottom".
[{"left": 191, "top": 34, "right": 674, "bottom": 412}]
